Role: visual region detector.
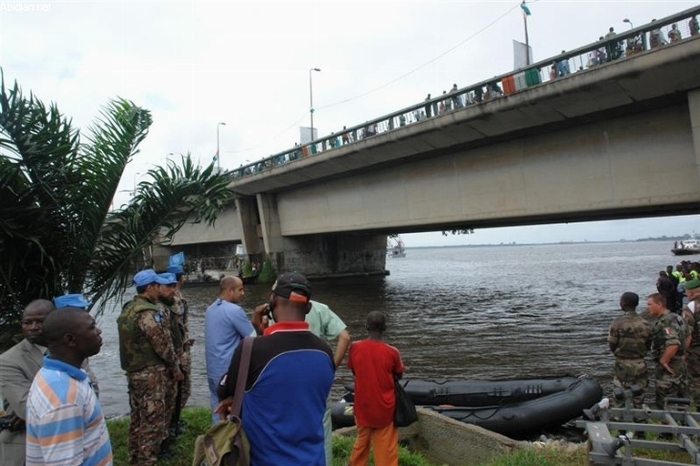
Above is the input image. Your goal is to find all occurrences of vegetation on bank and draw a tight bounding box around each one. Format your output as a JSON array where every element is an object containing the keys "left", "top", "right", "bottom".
[
  {"left": 106, "top": 408, "right": 431, "bottom": 466},
  {"left": 0, "top": 70, "right": 232, "bottom": 349},
  {"left": 106, "top": 408, "right": 696, "bottom": 465}
]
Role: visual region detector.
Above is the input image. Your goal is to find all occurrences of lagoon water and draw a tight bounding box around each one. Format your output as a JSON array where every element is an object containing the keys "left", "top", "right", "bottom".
[{"left": 92, "top": 240, "right": 678, "bottom": 417}]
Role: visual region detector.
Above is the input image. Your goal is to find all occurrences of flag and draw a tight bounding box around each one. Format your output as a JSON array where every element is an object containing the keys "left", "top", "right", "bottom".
[
  {"left": 521, "top": 1, "right": 531, "bottom": 15},
  {"left": 169, "top": 252, "right": 185, "bottom": 267}
]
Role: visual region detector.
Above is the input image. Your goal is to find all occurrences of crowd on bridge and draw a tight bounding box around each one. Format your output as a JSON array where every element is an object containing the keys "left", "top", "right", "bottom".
[
  {"left": 0, "top": 268, "right": 403, "bottom": 466},
  {"left": 231, "top": 14, "right": 700, "bottom": 182},
  {"left": 608, "top": 260, "right": 700, "bottom": 412}
]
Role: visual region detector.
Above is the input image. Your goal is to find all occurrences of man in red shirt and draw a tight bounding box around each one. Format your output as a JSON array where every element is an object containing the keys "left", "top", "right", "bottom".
[{"left": 348, "top": 311, "right": 404, "bottom": 466}]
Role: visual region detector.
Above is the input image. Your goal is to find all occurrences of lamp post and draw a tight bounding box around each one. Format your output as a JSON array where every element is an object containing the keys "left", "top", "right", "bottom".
[
  {"left": 132, "top": 172, "right": 141, "bottom": 197},
  {"left": 309, "top": 68, "right": 321, "bottom": 142},
  {"left": 623, "top": 18, "right": 633, "bottom": 29},
  {"left": 216, "top": 122, "right": 226, "bottom": 171}
]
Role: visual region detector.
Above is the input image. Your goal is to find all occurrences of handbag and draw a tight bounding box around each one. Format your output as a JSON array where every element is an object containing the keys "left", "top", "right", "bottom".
[
  {"left": 393, "top": 377, "right": 418, "bottom": 427},
  {"left": 192, "top": 337, "right": 253, "bottom": 466}
]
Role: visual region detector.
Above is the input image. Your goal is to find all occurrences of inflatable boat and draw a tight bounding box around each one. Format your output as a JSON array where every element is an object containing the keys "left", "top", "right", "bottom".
[{"left": 331, "top": 376, "right": 603, "bottom": 439}]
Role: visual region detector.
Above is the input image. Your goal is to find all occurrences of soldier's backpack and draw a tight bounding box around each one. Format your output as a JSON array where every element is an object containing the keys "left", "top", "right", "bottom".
[{"left": 192, "top": 337, "right": 252, "bottom": 466}]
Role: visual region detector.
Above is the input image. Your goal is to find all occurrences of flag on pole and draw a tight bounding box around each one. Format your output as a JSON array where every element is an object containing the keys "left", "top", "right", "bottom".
[
  {"left": 169, "top": 252, "right": 185, "bottom": 267},
  {"left": 521, "top": 1, "right": 531, "bottom": 15}
]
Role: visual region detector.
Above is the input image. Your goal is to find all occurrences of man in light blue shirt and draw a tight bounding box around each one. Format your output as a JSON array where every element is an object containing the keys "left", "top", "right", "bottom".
[{"left": 204, "top": 276, "right": 253, "bottom": 423}]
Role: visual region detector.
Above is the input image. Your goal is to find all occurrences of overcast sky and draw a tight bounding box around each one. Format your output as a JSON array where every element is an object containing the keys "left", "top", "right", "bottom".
[{"left": 1, "top": 0, "right": 698, "bottom": 246}]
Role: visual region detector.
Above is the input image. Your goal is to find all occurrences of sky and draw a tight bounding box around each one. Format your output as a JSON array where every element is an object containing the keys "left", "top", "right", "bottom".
[{"left": 1, "top": 0, "right": 698, "bottom": 246}]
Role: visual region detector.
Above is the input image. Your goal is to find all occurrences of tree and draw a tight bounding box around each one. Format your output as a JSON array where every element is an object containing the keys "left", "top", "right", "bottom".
[{"left": 0, "top": 71, "right": 231, "bottom": 348}]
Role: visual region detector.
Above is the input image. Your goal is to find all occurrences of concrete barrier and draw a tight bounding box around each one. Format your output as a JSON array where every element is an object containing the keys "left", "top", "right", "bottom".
[{"left": 334, "top": 407, "right": 526, "bottom": 466}]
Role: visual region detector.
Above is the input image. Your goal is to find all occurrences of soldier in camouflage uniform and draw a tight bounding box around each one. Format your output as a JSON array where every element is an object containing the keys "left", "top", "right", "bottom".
[
  {"left": 117, "top": 270, "right": 183, "bottom": 466},
  {"left": 608, "top": 292, "right": 652, "bottom": 407},
  {"left": 647, "top": 292, "right": 688, "bottom": 408},
  {"left": 680, "top": 278, "right": 700, "bottom": 404},
  {"left": 156, "top": 272, "right": 185, "bottom": 438},
  {"left": 167, "top": 265, "right": 193, "bottom": 411}
]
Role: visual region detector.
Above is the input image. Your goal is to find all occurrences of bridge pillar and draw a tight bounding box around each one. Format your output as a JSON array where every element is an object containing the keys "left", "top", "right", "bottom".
[
  {"left": 255, "top": 193, "right": 284, "bottom": 270},
  {"left": 282, "top": 233, "right": 388, "bottom": 278},
  {"left": 689, "top": 89, "right": 700, "bottom": 190},
  {"left": 235, "top": 197, "right": 264, "bottom": 262}
]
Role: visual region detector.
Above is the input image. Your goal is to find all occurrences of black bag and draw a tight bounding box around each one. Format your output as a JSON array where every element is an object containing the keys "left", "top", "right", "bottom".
[{"left": 393, "top": 378, "right": 418, "bottom": 427}]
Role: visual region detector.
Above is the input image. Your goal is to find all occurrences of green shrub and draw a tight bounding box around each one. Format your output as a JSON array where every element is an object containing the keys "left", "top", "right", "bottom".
[{"left": 258, "top": 256, "right": 276, "bottom": 283}]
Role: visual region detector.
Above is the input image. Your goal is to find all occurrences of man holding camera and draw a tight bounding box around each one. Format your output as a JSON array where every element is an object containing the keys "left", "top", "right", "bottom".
[{"left": 216, "top": 272, "right": 334, "bottom": 465}]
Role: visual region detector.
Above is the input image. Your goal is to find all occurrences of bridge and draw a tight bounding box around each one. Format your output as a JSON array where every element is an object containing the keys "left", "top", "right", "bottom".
[{"left": 160, "top": 6, "right": 700, "bottom": 278}]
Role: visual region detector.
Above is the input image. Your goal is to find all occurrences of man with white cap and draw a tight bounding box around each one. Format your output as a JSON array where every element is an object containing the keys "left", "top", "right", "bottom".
[{"left": 117, "top": 269, "right": 182, "bottom": 466}]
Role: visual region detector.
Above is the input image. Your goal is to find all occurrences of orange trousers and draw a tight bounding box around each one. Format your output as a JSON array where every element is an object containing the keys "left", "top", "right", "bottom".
[{"left": 349, "top": 423, "right": 399, "bottom": 466}]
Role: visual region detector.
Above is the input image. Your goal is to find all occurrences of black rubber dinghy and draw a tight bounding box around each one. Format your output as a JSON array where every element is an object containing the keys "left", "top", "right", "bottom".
[{"left": 331, "top": 376, "right": 602, "bottom": 439}]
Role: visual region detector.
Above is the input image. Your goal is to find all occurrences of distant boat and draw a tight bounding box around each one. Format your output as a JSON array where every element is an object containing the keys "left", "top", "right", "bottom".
[
  {"left": 388, "top": 236, "right": 406, "bottom": 258},
  {"left": 672, "top": 239, "right": 700, "bottom": 256}
]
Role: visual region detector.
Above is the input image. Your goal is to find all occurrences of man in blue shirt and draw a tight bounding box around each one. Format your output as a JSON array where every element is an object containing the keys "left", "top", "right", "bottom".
[{"left": 204, "top": 276, "right": 253, "bottom": 423}]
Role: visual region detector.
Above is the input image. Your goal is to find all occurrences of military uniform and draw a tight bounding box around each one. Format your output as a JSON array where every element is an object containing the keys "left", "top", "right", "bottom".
[
  {"left": 682, "top": 295, "right": 700, "bottom": 403},
  {"left": 118, "top": 295, "right": 180, "bottom": 466},
  {"left": 161, "top": 298, "right": 185, "bottom": 433},
  {"left": 173, "top": 290, "right": 191, "bottom": 409},
  {"left": 608, "top": 310, "right": 652, "bottom": 407},
  {"left": 651, "top": 309, "right": 688, "bottom": 407}
]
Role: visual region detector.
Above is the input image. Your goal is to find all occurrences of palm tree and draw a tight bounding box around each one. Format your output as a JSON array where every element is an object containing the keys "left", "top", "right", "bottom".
[{"left": 0, "top": 71, "right": 231, "bottom": 349}]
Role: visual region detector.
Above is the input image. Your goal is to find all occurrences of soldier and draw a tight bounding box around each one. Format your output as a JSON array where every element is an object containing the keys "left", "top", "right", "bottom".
[
  {"left": 156, "top": 272, "right": 183, "bottom": 449},
  {"left": 117, "top": 269, "right": 183, "bottom": 466},
  {"left": 681, "top": 278, "right": 700, "bottom": 403},
  {"left": 608, "top": 292, "right": 652, "bottom": 407},
  {"left": 166, "top": 264, "right": 193, "bottom": 414},
  {"left": 647, "top": 293, "right": 688, "bottom": 408}
]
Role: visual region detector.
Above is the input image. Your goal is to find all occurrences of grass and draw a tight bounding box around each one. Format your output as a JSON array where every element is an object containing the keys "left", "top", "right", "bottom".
[
  {"left": 107, "top": 407, "right": 432, "bottom": 466},
  {"left": 107, "top": 408, "right": 696, "bottom": 465}
]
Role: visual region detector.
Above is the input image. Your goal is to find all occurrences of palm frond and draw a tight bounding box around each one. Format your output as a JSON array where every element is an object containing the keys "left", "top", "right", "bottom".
[
  {"left": 86, "top": 154, "right": 231, "bottom": 312},
  {"left": 65, "top": 99, "right": 152, "bottom": 292}
]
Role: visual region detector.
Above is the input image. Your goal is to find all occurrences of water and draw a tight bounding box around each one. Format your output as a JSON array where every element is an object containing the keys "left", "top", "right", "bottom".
[{"left": 92, "top": 240, "right": 678, "bottom": 418}]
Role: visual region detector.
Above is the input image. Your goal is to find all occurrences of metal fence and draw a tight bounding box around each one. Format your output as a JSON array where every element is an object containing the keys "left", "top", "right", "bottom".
[{"left": 229, "top": 6, "right": 700, "bottom": 181}]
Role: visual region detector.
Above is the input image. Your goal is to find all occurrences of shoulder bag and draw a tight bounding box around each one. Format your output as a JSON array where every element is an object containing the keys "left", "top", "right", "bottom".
[
  {"left": 394, "top": 377, "right": 418, "bottom": 427},
  {"left": 192, "top": 337, "right": 253, "bottom": 466}
]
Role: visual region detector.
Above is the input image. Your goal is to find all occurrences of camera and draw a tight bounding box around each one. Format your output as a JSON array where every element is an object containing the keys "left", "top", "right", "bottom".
[{"left": 0, "top": 414, "right": 24, "bottom": 432}]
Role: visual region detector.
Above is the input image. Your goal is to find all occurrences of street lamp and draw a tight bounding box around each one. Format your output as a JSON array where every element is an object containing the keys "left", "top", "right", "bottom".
[
  {"left": 309, "top": 68, "right": 321, "bottom": 142},
  {"left": 216, "top": 122, "right": 226, "bottom": 171},
  {"left": 132, "top": 172, "right": 141, "bottom": 197},
  {"left": 623, "top": 18, "right": 633, "bottom": 29}
]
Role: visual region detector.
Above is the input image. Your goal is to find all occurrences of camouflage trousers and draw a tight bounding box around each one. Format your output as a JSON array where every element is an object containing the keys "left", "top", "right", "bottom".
[
  {"left": 127, "top": 366, "right": 168, "bottom": 466},
  {"left": 655, "top": 357, "right": 688, "bottom": 409},
  {"left": 613, "top": 358, "right": 648, "bottom": 408},
  {"left": 181, "top": 349, "right": 192, "bottom": 409},
  {"left": 685, "top": 347, "right": 700, "bottom": 405},
  {"left": 164, "top": 371, "right": 178, "bottom": 432}
]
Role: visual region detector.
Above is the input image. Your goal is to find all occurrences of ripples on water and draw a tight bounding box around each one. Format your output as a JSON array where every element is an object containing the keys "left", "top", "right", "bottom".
[{"left": 92, "top": 241, "right": 675, "bottom": 417}]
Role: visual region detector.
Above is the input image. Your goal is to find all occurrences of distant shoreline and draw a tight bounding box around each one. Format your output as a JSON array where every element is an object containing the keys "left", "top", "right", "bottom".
[{"left": 404, "top": 238, "right": 683, "bottom": 249}]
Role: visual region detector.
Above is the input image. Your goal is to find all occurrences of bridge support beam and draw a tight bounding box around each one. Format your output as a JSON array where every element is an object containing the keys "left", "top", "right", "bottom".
[
  {"left": 235, "top": 197, "right": 264, "bottom": 262},
  {"left": 689, "top": 89, "right": 700, "bottom": 194},
  {"left": 256, "top": 193, "right": 284, "bottom": 270}
]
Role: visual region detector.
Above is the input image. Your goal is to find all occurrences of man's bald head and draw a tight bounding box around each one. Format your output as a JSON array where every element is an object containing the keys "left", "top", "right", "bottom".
[
  {"left": 219, "top": 275, "right": 242, "bottom": 292},
  {"left": 219, "top": 276, "right": 245, "bottom": 303}
]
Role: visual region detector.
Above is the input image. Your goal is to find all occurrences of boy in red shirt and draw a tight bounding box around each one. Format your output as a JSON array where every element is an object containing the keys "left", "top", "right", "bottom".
[{"left": 348, "top": 311, "right": 405, "bottom": 466}]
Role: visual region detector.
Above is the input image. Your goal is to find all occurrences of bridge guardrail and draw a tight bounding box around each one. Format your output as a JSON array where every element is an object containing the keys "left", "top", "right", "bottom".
[{"left": 229, "top": 6, "right": 700, "bottom": 182}]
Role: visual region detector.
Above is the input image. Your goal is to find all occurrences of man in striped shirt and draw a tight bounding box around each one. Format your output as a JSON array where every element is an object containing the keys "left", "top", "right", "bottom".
[{"left": 26, "top": 307, "right": 112, "bottom": 465}]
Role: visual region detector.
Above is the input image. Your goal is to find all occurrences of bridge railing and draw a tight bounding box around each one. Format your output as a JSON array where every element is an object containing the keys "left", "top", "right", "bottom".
[{"left": 229, "top": 6, "right": 700, "bottom": 181}]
